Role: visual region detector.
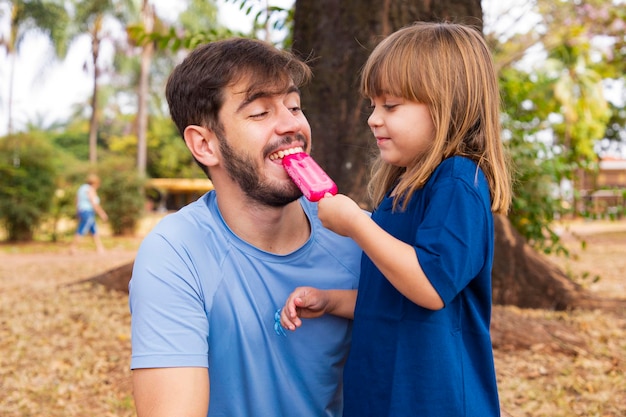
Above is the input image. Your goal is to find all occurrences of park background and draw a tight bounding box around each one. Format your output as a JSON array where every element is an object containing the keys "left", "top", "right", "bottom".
[{"left": 1, "top": 0, "right": 625, "bottom": 416}]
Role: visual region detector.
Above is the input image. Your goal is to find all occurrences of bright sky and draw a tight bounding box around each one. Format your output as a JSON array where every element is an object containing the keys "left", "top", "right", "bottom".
[
  {"left": 0, "top": 0, "right": 293, "bottom": 136},
  {"left": 0, "top": 0, "right": 622, "bottom": 138}
]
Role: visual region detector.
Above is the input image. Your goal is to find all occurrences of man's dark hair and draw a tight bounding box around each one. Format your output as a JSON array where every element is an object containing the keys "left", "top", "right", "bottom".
[{"left": 166, "top": 38, "right": 312, "bottom": 137}]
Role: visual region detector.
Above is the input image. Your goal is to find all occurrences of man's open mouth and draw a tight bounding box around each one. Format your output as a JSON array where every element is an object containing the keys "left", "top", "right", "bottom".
[{"left": 269, "top": 146, "right": 304, "bottom": 161}]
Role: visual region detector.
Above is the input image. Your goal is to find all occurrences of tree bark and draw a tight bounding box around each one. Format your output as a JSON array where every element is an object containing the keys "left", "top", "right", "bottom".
[
  {"left": 88, "top": 18, "right": 103, "bottom": 165},
  {"left": 292, "top": 0, "right": 482, "bottom": 205},
  {"left": 492, "top": 214, "right": 626, "bottom": 313},
  {"left": 86, "top": 0, "right": 624, "bottom": 320},
  {"left": 290, "top": 0, "right": 625, "bottom": 315},
  {"left": 136, "top": 0, "right": 155, "bottom": 177},
  {"left": 73, "top": 261, "right": 134, "bottom": 293},
  {"left": 492, "top": 214, "right": 580, "bottom": 309}
]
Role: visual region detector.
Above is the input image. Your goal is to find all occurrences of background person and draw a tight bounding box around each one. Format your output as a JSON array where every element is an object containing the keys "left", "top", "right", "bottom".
[{"left": 70, "top": 174, "right": 108, "bottom": 254}]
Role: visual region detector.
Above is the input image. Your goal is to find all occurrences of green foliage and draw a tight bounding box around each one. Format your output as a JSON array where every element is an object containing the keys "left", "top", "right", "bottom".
[
  {"left": 178, "top": 0, "right": 219, "bottom": 34},
  {"left": 0, "top": 127, "right": 86, "bottom": 242},
  {"left": 505, "top": 136, "right": 573, "bottom": 256},
  {"left": 126, "top": 0, "right": 294, "bottom": 52},
  {"left": 51, "top": 124, "right": 90, "bottom": 161},
  {"left": 45, "top": 142, "right": 87, "bottom": 242},
  {"left": 146, "top": 117, "right": 202, "bottom": 179},
  {"left": 1, "top": 0, "right": 70, "bottom": 56},
  {"left": 96, "top": 156, "right": 145, "bottom": 236},
  {"left": 47, "top": 180, "right": 76, "bottom": 242},
  {"left": 499, "top": 68, "right": 564, "bottom": 254},
  {"left": 127, "top": 23, "right": 236, "bottom": 52},
  {"left": 492, "top": 0, "right": 626, "bottom": 254},
  {"left": 103, "top": 115, "right": 200, "bottom": 179},
  {"left": 225, "top": 0, "right": 293, "bottom": 46},
  {"left": 599, "top": 103, "right": 626, "bottom": 152},
  {"left": 127, "top": 0, "right": 236, "bottom": 53},
  {"left": 0, "top": 133, "right": 58, "bottom": 242},
  {"left": 547, "top": 53, "right": 611, "bottom": 162}
]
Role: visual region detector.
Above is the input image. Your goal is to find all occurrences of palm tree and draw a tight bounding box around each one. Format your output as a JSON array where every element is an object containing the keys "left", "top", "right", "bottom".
[
  {"left": 129, "top": 0, "right": 221, "bottom": 177},
  {"left": 71, "top": 0, "right": 138, "bottom": 165},
  {"left": 0, "top": 0, "right": 69, "bottom": 142},
  {"left": 135, "top": 0, "right": 154, "bottom": 177}
]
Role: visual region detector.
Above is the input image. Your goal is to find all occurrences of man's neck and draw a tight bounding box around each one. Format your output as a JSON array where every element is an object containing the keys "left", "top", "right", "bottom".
[{"left": 216, "top": 191, "right": 311, "bottom": 254}]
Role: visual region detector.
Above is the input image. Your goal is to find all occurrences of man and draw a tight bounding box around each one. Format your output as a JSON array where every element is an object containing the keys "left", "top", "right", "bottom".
[{"left": 129, "top": 38, "right": 361, "bottom": 417}]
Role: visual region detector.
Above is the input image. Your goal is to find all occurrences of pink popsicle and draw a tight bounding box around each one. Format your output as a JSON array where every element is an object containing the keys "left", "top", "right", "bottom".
[{"left": 282, "top": 152, "right": 338, "bottom": 202}]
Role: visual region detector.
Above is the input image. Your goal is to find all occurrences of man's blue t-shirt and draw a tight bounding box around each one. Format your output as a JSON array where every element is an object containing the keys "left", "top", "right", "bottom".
[
  {"left": 343, "top": 156, "right": 500, "bottom": 417},
  {"left": 129, "top": 192, "right": 361, "bottom": 417}
]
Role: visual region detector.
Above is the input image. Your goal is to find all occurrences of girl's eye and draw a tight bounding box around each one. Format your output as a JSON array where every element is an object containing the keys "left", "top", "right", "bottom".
[
  {"left": 383, "top": 103, "right": 399, "bottom": 110},
  {"left": 289, "top": 106, "right": 302, "bottom": 114}
]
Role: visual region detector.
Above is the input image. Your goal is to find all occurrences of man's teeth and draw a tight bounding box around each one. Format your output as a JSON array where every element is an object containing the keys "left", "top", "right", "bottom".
[{"left": 269, "top": 146, "right": 304, "bottom": 161}]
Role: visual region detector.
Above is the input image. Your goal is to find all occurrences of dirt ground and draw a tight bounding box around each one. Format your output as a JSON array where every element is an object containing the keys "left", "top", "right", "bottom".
[
  {"left": 494, "top": 219, "right": 626, "bottom": 417},
  {"left": 0, "top": 217, "right": 624, "bottom": 416}
]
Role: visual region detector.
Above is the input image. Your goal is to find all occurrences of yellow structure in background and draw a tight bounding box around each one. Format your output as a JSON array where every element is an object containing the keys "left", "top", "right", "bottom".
[{"left": 146, "top": 178, "right": 214, "bottom": 211}]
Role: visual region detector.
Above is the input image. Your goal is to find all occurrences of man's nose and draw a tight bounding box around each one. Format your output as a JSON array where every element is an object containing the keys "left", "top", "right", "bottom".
[{"left": 276, "top": 106, "right": 305, "bottom": 134}]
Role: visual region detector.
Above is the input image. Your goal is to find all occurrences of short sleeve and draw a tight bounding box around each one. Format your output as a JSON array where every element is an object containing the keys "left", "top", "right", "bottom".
[
  {"left": 414, "top": 173, "right": 491, "bottom": 306},
  {"left": 129, "top": 230, "right": 210, "bottom": 369}
]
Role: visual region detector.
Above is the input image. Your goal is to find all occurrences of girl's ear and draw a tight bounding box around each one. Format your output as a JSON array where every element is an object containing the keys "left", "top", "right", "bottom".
[{"left": 183, "top": 125, "right": 219, "bottom": 167}]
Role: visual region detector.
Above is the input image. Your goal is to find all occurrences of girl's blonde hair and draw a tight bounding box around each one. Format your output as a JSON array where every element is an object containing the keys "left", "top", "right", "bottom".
[{"left": 361, "top": 22, "right": 512, "bottom": 214}]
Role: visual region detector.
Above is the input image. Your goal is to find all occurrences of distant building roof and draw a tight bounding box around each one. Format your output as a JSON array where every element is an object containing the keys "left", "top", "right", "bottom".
[
  {"left": 146, "top": 178, "right": 214, "bottom": 193},
  {"left": 599, "top": 157, "right": 626, "bottom": 170}
]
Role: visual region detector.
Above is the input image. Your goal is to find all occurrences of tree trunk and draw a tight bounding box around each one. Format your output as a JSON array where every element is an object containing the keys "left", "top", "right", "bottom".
[
  {"left": 292, "top": 0, "right": 482, "bottom": 205},
  {"left": 136, "top": 0, "right": 155, "bottom": 177},
  {"left": 87, "top": 0, "right": 624, "bottom": 317},
  {"left": 492, "top": 214, "right": 626, "bottom": 313},
  {"left": 291, "top": 0, "right": 623, "bottom": 314},
  {"left": 88, "top": 16, "right": 104, "bottom": 165},
  {"left": 71, "top": 261, "right": 134, "bottom": 293},
  {"left": 492, "top": 214, "right": 582, "bottom": 309}
]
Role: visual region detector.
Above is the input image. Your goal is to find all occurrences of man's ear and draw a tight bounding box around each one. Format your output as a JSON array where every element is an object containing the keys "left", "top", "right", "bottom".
[{"left": 183, "top": 125, "right": 219, "bottom": 167}]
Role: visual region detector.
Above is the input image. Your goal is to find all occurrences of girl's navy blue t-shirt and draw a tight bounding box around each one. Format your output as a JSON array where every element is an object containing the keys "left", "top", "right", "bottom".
[{"left": 343, "top": 156, "right": 500, "bottom": 417}]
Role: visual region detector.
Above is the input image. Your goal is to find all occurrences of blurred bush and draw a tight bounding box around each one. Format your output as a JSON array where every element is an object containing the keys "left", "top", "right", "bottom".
[
  {"left": 97, "top": 156, "right": 146, "bottom": 236},
  {"left": 0, "top": 133, "right": 58, "bottom": 241}
]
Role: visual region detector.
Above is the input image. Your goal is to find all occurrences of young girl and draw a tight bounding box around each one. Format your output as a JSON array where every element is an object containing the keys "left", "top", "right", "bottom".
[{"left": 280, "top": 22, "right": 512, "bottom": 416}]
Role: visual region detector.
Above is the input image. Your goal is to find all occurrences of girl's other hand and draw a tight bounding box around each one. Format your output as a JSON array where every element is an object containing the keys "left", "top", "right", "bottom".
[{"left": 280, "top": 287, "right": 329, "bottom": 331}]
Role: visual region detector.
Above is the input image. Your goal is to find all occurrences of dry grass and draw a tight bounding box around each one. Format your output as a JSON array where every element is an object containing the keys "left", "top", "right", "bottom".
[
  {"left": 0, "top": 243, "right": 137, "bottom": 417},
  {"left": 494, "top": 220, "right": 626, "bottom": 417},
  {"left": 495, "top": 306, "right": 625, "bottom": 416},
  {"left": 0, "top": 219, "right": 624, "bottom": 416}
]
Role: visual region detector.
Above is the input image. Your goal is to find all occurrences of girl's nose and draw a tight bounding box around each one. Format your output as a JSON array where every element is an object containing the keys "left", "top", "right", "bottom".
[{"left": 368, "top": 108, "right": 382, "bottom": 128}]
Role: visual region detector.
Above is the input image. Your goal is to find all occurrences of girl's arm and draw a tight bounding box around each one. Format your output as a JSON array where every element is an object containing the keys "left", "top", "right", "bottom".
[
  {"left": 280, "top": 287, "right": 357, "bottom": 331},
  {"left": 318, "top": 194, "right": 444, "bottom": 310}
]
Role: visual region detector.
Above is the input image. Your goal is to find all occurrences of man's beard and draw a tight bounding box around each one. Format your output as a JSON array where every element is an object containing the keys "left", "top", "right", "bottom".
[{"left": 218, "top": 133, "right": 304, "bottom": 207}]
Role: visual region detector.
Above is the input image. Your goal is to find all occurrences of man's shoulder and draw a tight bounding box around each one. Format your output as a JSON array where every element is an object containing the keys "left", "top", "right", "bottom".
[{"left": 142, "top": 193, "right": 223, "bottom": 251}]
